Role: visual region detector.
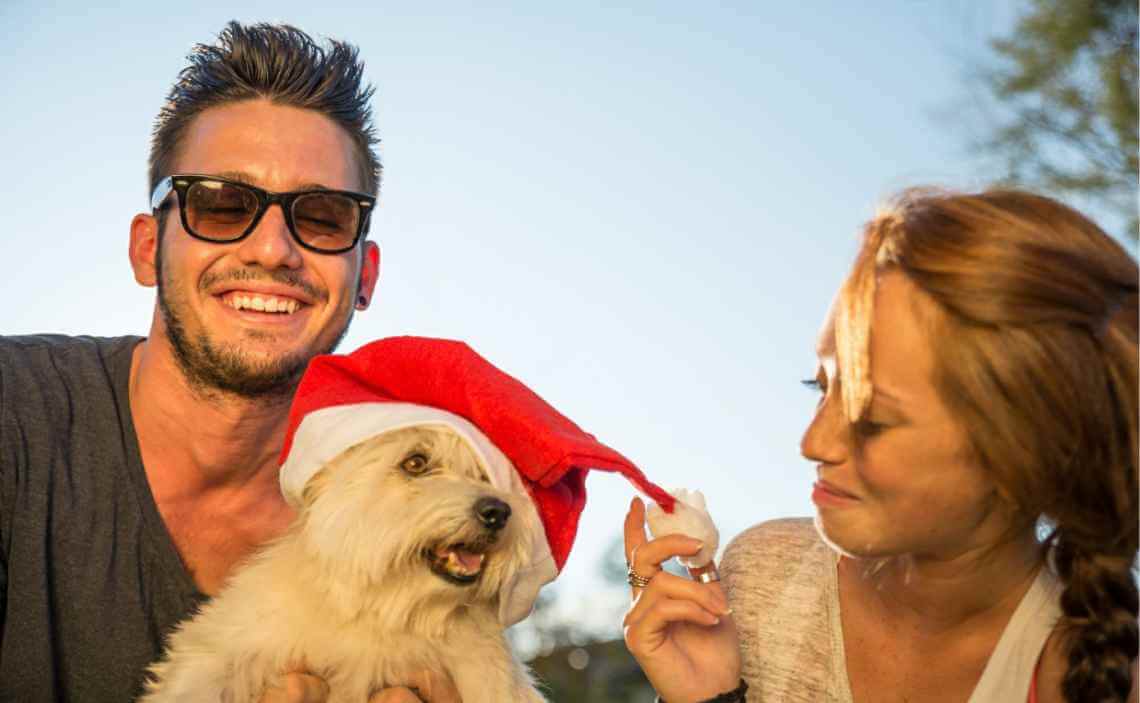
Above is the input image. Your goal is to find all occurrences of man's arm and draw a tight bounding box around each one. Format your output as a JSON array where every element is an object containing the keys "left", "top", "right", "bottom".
[{"left": 0, "top": 343, "right": 8, "bottom": 643}]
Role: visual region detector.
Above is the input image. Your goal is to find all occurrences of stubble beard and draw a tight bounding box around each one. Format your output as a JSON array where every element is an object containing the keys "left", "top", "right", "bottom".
[{"left": 155, "top": 236, "right": 354, "bottom": 401}]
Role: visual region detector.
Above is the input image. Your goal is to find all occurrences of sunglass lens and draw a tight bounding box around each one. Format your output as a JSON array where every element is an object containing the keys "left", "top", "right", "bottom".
[
  {"left": 186, "top": 181, "right": 259, "bottom": 241},
  {"left": 292, "top": 193, "right": 360, "bottom": 251}
]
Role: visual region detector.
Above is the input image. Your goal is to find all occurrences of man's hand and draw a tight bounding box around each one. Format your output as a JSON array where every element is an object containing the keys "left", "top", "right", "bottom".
[
  {"left": 259, "top": 672, "right": 329, "bottom": 703},
  {"left": 368, "top": 689, "right": 425, "bottom": 703},
  {"left": 370, "top": 670, "right": 462, "bottom": 702},
  {"left": 258, "top": 669, "right": 461, "bottom": 702}
]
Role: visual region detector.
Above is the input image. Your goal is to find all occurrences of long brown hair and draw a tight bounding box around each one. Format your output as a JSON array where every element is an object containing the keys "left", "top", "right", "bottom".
[{"left": 836, "top": 188, "right": 1138, "bottom": 701}]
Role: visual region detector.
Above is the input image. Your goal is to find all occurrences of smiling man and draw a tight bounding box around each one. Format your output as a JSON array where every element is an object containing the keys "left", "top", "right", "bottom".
[{"left": 0, "top": 23, "right": 454, "bottom": 703}]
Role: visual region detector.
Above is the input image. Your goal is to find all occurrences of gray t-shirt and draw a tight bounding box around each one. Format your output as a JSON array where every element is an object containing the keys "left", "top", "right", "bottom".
[{"left": 0, "top": 335, "right": 204, "bottom": 702}]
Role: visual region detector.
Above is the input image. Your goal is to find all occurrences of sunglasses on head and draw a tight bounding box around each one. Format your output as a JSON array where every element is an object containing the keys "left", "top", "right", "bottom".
[{"left": 149, "top": 174, "right": 376, "bottom": 254}]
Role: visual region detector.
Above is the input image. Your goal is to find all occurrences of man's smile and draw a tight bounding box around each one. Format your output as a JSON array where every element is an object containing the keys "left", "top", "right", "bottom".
[{"left": 221, "top": 291, "right": 303, "bottom": 314}]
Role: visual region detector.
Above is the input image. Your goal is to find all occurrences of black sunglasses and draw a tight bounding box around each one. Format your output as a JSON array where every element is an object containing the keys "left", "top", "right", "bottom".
[{"left": 150, "top": 174, "right": 376, "bottom": 254}]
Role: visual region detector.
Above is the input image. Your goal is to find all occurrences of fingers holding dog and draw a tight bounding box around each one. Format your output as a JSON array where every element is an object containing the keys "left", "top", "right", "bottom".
[
  {"left": 403, "top": 670, "right": 461, "bottom": 703},
  {"left": 259, "top": 672, "right": 330, "bottom": 703},
  {"left": 368, "top": 670, "right": 461, "bottom": 703},
  {"left": 368, "top": 688, "right": 423, "bottom": 703}
]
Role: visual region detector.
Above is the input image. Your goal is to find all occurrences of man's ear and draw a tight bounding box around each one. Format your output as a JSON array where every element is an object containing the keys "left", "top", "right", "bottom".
[
  {"left": 355, "top": 240, "right": 381, "bottom": 309},
  {"left": 129, "top": 213, "right": 160, "bottom": 287}
]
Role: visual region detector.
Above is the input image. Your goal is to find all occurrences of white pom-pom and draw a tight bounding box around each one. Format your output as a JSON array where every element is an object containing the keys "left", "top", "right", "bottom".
[{"left": 646, "top": 488, "right": 719, "bottom": 568}]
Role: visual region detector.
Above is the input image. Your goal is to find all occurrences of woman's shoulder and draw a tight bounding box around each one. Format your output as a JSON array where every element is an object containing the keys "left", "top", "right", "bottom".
[
  {"left": 723, "top": 517, "right": 822, "bottom": 562},
  {"left": 720, "top": 518, "right": 840, "bottom": 694},
  {"left": 720, "top": 517, "right": 830, "bottom": 588}
]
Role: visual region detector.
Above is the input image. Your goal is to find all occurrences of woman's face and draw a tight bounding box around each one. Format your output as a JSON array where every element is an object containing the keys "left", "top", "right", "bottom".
[{"left": 802, "top": 270, "right": 1009, "bottom": 560}]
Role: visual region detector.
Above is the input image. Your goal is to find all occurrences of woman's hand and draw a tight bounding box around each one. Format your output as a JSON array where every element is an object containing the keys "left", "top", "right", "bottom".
[
  {"left": 259, "top": 669, "right": 461, "bottom": 702},
  {"left": 623, "top": 497, "right": 741, "bottom": 703}
]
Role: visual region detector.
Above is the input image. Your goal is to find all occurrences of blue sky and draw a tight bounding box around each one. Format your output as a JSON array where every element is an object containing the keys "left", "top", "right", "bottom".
[{"left": 5, "top": 1, "right": 1120, "bottom": 640}]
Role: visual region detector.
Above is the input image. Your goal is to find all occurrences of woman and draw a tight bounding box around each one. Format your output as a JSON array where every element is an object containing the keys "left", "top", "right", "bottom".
[{"left": 623, "top": 189, "right": 1138, "bottom": 702}]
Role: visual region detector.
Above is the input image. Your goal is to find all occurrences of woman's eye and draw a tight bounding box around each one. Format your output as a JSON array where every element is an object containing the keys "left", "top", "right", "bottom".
[
  {"left": 802, "top": 378, "right": 827, "bottom": 405},
  {"left": 400, "top": 453, "right": 430, "bottom": 474},
  {"left": 853, "top": 419, "right": 886, "bottom": 437}
]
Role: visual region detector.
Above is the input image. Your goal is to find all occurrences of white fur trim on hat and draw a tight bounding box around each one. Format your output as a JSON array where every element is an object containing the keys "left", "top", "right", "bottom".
[{"left": 278, "top": 402, "right": 557, "bottom": 626}]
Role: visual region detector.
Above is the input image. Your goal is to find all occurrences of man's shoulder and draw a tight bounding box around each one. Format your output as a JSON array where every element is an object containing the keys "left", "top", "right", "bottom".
[
  {"left": 0, "top": 333, "right": 141, "bottom": 355},
  {"left": 0, "top": 334, "right": 142, "bottom": 411},
  {"left": 0, "top": 334, "right": 141, "bottom": 372}
]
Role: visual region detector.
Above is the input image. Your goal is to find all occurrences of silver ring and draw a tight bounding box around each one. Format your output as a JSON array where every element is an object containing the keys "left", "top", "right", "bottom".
[
  {"left": 693, "top": 564, "right": 720, "bottom": 583},
  {"left": 627, "top": 564, "right": 653, "bottom": 588}
]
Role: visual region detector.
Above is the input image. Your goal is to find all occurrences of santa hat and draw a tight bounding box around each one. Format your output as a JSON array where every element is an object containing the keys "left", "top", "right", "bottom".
[{"left": 278, "top": 336, "right": 674, "bottom": 626}]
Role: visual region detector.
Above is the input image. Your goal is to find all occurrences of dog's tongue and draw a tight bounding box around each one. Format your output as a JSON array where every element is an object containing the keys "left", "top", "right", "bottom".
[
  {"left": 453, "top": 548, "right": 484, "bottom": 572},
  {"left": 434, "top": 545, "right": 486, "bottom": 574}
]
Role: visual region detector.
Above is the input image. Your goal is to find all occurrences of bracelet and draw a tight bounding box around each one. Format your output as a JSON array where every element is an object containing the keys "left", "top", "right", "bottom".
[{"left": 656, "top": 679, "right": 748, "bottom": 703}]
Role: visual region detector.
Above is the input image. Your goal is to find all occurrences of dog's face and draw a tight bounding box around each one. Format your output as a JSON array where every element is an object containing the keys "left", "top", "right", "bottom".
[{"left": 297, "top": 425, "right": 535, "bottom": 612}]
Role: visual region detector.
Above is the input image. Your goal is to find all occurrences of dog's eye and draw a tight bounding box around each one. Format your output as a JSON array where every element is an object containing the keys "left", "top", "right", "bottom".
[{"left": 400, "top": 453, "right": 430, "bottom": 475}]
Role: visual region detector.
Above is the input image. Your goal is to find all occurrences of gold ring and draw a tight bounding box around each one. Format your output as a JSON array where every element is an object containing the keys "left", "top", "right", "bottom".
[{"left": 627, "top": 564, "right": 653, "bottom": 588}]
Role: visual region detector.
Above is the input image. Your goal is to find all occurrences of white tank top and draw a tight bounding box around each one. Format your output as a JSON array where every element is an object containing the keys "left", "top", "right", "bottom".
[{"left": 967, "top": 562, "right": 1062, "bottom": 702}]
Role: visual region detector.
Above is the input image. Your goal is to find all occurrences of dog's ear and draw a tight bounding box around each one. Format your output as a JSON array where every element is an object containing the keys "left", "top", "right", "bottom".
[{"left": 300, "top": 465, "right": 334, "bottom": 507}]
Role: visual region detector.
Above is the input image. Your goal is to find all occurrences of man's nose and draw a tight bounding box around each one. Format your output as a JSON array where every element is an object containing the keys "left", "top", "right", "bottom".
[{"left": 234, "top": 203, "right": 303, "bottom": 270}]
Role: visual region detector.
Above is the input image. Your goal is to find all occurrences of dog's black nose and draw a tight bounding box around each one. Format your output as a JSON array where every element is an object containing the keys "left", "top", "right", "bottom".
[{"left": 474, "top": 497, "right": 511, "bottom": 531}]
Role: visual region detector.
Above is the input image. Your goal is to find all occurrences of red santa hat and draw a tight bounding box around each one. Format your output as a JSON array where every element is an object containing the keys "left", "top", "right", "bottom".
[{"left": 278, "top": 336, "right": 675, "bottom": 626}]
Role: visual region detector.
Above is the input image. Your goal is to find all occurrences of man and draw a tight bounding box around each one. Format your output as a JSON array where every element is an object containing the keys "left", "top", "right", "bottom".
[{"left": 0, "top": 22, "right": 456, "bottom": 702}]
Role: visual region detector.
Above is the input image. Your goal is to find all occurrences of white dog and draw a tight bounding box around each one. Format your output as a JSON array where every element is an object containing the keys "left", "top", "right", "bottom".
[{"left": 139, "top": 425, "right": 547, "bottom": 703}]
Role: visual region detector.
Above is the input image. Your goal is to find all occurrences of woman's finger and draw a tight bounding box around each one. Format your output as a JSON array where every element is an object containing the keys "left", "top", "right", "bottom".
[
  {"left": 623, "top": 497, "right": 648, "bottom": 564},
  {"left": 626, "top": 571, "right": 730, "bottom": 623},
  {"left": 629, "top": 530, "right": 706, "bottom": 576},
  {"left": 626, "top": 499, "right": 711, "bottom": 596},
  {"left": 623, "top": 595, "right": 724, "bottom": 652},
  {"left": 624, "top": 497, "right": 661, "bottom": 597}
]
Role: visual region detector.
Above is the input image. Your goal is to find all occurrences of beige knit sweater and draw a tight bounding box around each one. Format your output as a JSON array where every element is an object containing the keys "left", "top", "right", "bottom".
[{"left": 720, "top": 518, "right": 1061, "bottom": 702}]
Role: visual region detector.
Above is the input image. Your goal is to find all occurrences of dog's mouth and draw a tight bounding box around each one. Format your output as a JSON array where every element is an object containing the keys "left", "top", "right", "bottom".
[{"left": 425, "top": 543, "right": 488, "bottom": 585}]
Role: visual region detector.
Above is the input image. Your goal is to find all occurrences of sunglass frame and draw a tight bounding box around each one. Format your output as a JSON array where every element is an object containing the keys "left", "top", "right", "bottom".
[{"left": 149, "top": 174, "right": 375, "bottom": 254}]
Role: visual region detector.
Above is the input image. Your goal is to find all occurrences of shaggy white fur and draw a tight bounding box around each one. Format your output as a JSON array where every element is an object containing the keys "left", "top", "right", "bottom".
[{"left": 139, "top": 426, "right": 547, "bottom": 703}]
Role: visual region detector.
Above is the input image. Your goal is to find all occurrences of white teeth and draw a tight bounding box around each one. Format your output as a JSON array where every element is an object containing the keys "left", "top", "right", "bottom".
[{"left": 226, "top": 294, "right": 300, "bottom": 314}]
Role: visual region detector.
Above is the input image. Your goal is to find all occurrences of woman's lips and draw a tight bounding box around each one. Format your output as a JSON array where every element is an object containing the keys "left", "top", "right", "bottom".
[{"left": 812, "top": 480, "right": 860, "bottom": 506}]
